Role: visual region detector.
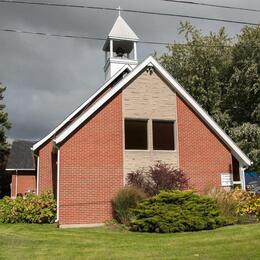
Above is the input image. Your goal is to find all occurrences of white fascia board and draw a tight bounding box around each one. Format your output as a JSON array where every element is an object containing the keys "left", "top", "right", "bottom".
[
  {"left": 32, "top": 65, "right": 132, "bottom": 151},
  {"left": 55, "top": 56, "right": 251, "bottom": 167}
]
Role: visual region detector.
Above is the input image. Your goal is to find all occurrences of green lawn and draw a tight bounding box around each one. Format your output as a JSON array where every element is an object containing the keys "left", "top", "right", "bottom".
[{"left": 0, "top": 224, "right": 259, "bottom": 259}]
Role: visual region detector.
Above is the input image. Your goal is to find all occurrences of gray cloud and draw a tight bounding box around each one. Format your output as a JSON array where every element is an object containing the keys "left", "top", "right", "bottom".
[{"left": 0, "top": 0, "right": 259, "bottom": 140}]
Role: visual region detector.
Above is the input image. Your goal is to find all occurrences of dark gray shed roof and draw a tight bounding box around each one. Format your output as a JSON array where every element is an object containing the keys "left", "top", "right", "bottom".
[{"left": 6, "top": 140, "right": 36, "bottom": 170}]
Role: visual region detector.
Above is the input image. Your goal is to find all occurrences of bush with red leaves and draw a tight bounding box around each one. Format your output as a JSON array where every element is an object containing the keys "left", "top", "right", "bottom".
[{"left": 127, "top": 161, "right": 189, "bottom": 196}]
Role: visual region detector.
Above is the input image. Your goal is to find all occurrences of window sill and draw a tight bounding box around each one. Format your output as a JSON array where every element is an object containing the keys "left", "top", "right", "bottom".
[
  {"left": 124, "top": 149, "right": 177, "bottom": 152},
  {"left": 125, "top": 149, "right": 150, "bottom": 152},
  {"left": 153, "top": 150, "right": 176, "bottom": 152}
]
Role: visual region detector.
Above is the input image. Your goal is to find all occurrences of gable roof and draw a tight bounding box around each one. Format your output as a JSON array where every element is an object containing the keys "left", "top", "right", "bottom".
[
  {"left": 32, "top": 65, "right": 132, "bottom": 151},
  {"left": 6, "top": 140, "right": 36, "bottom": 170},
  {"left": 54, "top": 56, "right": 252, "bottom": 167}
]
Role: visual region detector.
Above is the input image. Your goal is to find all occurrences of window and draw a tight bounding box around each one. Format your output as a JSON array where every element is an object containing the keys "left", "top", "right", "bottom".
[
  {"left": 125, "top": 120, "right": 148, "bottom": 150},
  {"left": 153, "top": 121, "right": 175, "bottom": 150}
]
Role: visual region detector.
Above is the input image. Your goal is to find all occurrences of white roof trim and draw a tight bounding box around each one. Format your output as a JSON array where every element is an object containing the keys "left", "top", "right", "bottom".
[
  {"left": 32, "top": 65, "right": 132, "bottom": 151},
  {"left": 55, "top": 56, "right": 251, "bottom": 167}
]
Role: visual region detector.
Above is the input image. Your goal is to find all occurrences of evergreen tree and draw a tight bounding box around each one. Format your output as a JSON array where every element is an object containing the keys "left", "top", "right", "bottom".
[
  {"left": 0, "top": 83, "right": 11, "bottom": 168},
  {"left": 0, "top": 83, "right": 11, "bottom": 197}
]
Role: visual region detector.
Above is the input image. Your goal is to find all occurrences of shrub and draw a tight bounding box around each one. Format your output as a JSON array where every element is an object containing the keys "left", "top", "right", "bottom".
[
  {"left": 230, "top": 189, "right": 260, "bottom": 222},
  {"left": 238, "top": 196, "right": 260, "bottom": 221},
  {"left": 127, "top": 161, "right": 189, "bottom": 196},
  {"left": 130, "top": 190, "right": 232, "bottom": 233},
  {"left": 112, "top": 187, "right": 146, "bottom": 225},
  {"left": 207, "top": 187, "right": 260, "bottom": 223},
  {"left": 0, "top": 192, "right": 56, "bottom": 224}
]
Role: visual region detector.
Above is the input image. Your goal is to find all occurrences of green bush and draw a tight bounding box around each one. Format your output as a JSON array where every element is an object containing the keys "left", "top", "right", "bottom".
[
  {"left": 130, "top": 190, "right": 233, "bottom": 233},
  {"left": 0, "top": 192, "right": 56, "bottom": 224},
  {"left": 112, "top": 187, "right": 146, "bottom": 225}
]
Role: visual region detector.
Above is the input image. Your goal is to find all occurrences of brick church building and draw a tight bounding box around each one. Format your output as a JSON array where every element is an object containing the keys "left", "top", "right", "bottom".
[{"left": 9, "top": 14, "right": 251, "bottom": 227}]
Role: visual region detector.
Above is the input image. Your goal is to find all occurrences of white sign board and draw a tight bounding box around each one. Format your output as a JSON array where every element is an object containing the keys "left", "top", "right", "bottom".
[{"left": 221, "top": 173, "right": 233, "bottom": 187}]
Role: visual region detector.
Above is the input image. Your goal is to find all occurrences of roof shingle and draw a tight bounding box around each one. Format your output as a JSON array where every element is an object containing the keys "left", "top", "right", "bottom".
[{"left": 6, "top": 140, "right": 36, "bottom": 170}]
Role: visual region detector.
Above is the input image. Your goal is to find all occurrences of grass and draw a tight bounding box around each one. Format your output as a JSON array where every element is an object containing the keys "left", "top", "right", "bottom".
[{"left": 0, "top": 224, "right": 259, "bottom": 259}]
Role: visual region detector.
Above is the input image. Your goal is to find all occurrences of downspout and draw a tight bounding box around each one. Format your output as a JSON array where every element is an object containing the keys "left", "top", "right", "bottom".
[
  {"left": 56, "top": 148, "right": 60, "bottom": 223},
  {"left": 36, "top": 155, "right": 40, "bottom": 195},
  {"left": 239, "top": 164, "right": 248, "bottom": 190},
  {"left": 15, "top": 169, "right": 18, "bottom": 197},
  {"left": 31, "top": 148, "right": 39, "bottom": 195}
]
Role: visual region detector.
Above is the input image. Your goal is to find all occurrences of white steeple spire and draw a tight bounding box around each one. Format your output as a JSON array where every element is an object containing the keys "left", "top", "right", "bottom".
[
  {"left": 107, "top": 13, "right": 139, "bottom": 42},
  {"left": 103, "top": 10, "right": 139, "bottom": 80},
  {"left": 117, "top": 6, "right": 121, "bottom": 17}
]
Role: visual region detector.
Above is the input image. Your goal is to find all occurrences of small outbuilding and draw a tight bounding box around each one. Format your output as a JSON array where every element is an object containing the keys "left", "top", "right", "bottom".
[{"left": 6, "top": 140, "right": 36, "bottom": 198}]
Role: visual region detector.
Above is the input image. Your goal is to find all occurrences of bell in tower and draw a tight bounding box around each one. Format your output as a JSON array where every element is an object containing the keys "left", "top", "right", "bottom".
[{"left": 103, "top": 8, "right": 139, "bottom": 80}]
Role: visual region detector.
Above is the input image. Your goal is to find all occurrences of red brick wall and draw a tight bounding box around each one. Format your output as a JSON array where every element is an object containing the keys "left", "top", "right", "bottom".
[
  {"left": 35, "top": 81, "right": 119, "bottom": 198},
  {"left": 38, "top": 141, "right": 54, "bottom": 193},
  {"left": 59, "top": 92, "right": 123, "bottom": 225},
  {"left": 11, "top": 171, "right": 36, "bottom": 197},
  {"left": 176, "top": 95, "right": 232, "bottom": 192}
]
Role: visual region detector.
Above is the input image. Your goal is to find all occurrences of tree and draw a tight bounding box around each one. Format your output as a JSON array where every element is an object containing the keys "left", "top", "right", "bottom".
[
  {"left": 229, "top": 123, "right": 260, "bottom": 172},
  {"left": 0, "top": 83, "right": 11, "bottom": 198},
  {"left": 159, "top": 23, "right": 260, "bottom": 128},
  {"left": 159, "top": 23, "right": 260, "bottom": 171},
  {"left": 224, "top": 26, "right": 260, "bottom": 126},
  {"left": 0, "top": 83, "right": 11, "bottom": 167},
  {"left": 0, "top": 172, "right": 11, "bottom": 199},
  {"left": 159, "top": 21, "right": 233, "bottom": 130}
]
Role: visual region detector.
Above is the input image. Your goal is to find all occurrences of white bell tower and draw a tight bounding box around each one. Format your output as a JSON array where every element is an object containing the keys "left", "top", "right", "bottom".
[{"left": 103, "top": 7, "right": 139, "bottom": 80}]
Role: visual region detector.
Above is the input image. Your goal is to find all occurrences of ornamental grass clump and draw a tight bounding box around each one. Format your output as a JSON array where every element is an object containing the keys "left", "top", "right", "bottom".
[
  {"left": 112, "top": 187, "right": 146, "bottom": 225},
  {"left": 0, "top": 191, "right": 56, "bottom": 224},
  {"left": 130, "top": 190, "right": 232, "bottom": 233},
  {"left": 207, "top": 187, "right": 239, "bottom": 222},
  {"left": 208, "top": 187, "right": 260, "bottom": 223}
]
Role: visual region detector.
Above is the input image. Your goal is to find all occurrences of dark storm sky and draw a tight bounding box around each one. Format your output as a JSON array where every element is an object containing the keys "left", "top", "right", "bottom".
[{"left": 0, "top": 0, "right": 259, "bottom": 141}]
